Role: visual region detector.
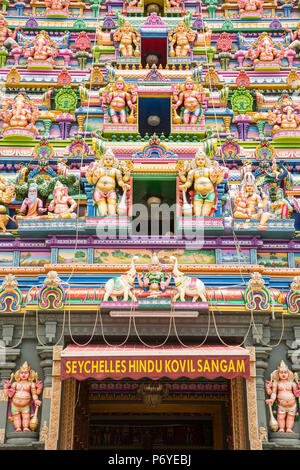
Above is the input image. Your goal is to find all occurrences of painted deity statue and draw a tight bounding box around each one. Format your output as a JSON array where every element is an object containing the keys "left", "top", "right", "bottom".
[
  {"left": 166, "top": 0, "right": 183, "bottom": 8},
  {"left": 172, "top": 77, "right": 207, "bottom": 125},
  {"left": 270, "top": 188, "right": 293, "bottom": 219},
  {"left": 45, "top": 0, "right": 70, "bottom": 15},
  {"left": 102, "top": 77, "right": 137, "bottom": 124},
  {"left": 178, "top": 150, "right": 225, "bottom": 217},
  {"left": 113, "top": 21, "right": 141, "bottom": 58},
  {"left": 247, "top": 33, "right": 285, "bottom": 68},
  {"left": 0, "top": 14, "right": 21, "bottom": 50},
  {"left": 126, "top": 0, "right": 143, "bottom": 8},
  {"left": 237, "top": 0, "right": 263, "bottom": 17},
  {"left": 85, "top": 148, "right": 131, "bottom": 217},
  {"left": 0, "top": 205, "right": 16, "bottom": 233},
  {"left": 15, "top": 183, "right": 47, "bottom": 220},
  {"left": 23, "top": 30, "right": 58, "bottom": 69},
  {"left": 47, "top": 181, "right": 77, "bottom": 219},
  {"left": 267, "top": 94, "right": 300, "bottom": 133},
  {"left": 0, "top": 176, "right": 16, "bottom": 232},
  {"left": 168, "top": 22, "right": 196, "bottom": 58},
  {"left": 286, "top": 23, "right": 300, "bottom": 55},
  {"left": 266, "top": 360, "right": 300, "bottom": 433},
  {"left": 233, "top": 171, "right": 271, "bottom": 229},
  {"left": 0, "top": 93, "right": 40, "bottom": 135},
  {"left": 0, "top": 176, "right": 16, "bottom": 205},
  {"left": 137, "top": 254, "right": 171, "bottom": 297},
  {"left": 3, "top": 361, "right": 43, "bottom": 432}
]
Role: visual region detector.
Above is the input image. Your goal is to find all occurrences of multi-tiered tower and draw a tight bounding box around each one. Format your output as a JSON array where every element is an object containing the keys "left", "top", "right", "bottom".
[{"left": 0, "top": 0, "right": 300, "bottom": 451}]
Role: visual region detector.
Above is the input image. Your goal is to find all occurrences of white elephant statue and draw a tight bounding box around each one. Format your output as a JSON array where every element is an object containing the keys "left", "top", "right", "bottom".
[
  {"left": 170, "top": 256, "right": 207, "bottom": 302},
  {"left": 103, "top": 256, "right": 138, "bottom": 302}
]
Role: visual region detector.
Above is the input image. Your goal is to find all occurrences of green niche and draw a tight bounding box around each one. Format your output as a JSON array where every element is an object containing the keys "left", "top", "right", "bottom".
[
  {"left": 55, "top": 85, "right": 78, "bottom": 112},
  {"left": 231, "top": 87, "right": 253, "bottom": 113}
]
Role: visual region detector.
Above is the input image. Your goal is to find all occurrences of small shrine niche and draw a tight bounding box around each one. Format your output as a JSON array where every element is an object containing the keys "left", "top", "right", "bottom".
[
  {"left": 140, "top": 14, "right": 169, "bottom": 68},
  {"left": 138, "top": 97, "right": 171, "bottom": 137},
  {"left": 144, "top": 0, "right": 163, "bottom": 16}
]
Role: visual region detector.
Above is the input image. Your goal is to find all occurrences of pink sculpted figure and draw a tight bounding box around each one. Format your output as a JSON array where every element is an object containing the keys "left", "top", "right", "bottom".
[
  {"left": 3, "top": 362, "right": 43, "bottom": 432},
  {"left": 166, "top": 0, "right": 182, "bottom": 8},
  {"left": 248, "top": 32, "right": 284, "bottom": 65},
  {"left": 15, "top": 183, "right": 47, "bottom": 220},
  {"left": 45, "top": 0, "right": 70, "bottom": 13},
  {"left": 0, "top": 14, "right": 21, "bottom": 50},
  {"left": 172, "top": 77, "right": 207, "bottom": 125},
  {"left": 266, "top": 360, "right": 300, "bottom": 433},
  {"left": 126, "top": 0, "right": 143, "bottom": 7},
  {"left": 24, "top": 30, "right": 58, "bottom": 67},
  {"left": 102, "top": 77, "right": 137, "bottom": 124},
  {"left": 0, "top": 93, "right": 39, "bottom": 133},
  {"left": 47, "top": 181, "right": 77, "bottom": 219},
  {"left": 268, "top": 94, "right": 300, "bottom": 132},
  {"left": 237, "top": 0, "right": 263, "bottom": 15}
]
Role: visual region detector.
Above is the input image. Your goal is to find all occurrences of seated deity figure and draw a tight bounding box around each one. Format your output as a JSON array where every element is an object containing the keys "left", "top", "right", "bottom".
[
  {"left": 0, "top": 176, "right": 15, "bottom": 205},
  {"left": 15, "top": 183, "right": 47, "bottom": 221},
  {"left": 168, "top": 22, "right": 196, "bottom": 58},
  {"left": 270, "top": 188, "right": 293, "bottom": 219},
  {"left": 47, "top": 181, "right": 77, "bottom": 219},
  {"left": 286, "top": 23, "right": 300, "bottom": 55},
  {"left": 233, "top": 171, "right": 271, "bottom": 229},
  {"left": 172, "top": 77, "right": 207, "bottom": 125},
  {"left": 0, "top": 14, "right": 21, "bottom": 51},
  {"left": 23, "top": 30, "right": 58, "bottom": 69},
  {"left": 113, "top": 21, "right": 141, "bottom": 58},
  {"left": 85, "top": 148, "right": 131, "bottom": 217},
  {"left": 166, "top": 0, "right": 183, "bottom": 8},
  {"left": 178, "top": 150, "right": 225, "bottom": 217},
  {"left": 237, "top": 0, "right": 263, "bottom": 17},
  {"left": 137, "top": 254, "right": 172, "bottom": 297},
  {"left": 102, "top": 77, "right": 137, "bottom": 124},
  {"left": 126, "top": 0, "right": 143, "bottom": 7},
  {"left": 247, "top": 33, "right": 285, "bottom": 67},
  {"left": 268, "top": 94, "right": 300, "bottom": 132},
  {"left": 0, "top": 93, "right": 40, "bottom": 135},
  {"left": 266, "top": 360, "right": 300, "bottom": 433},
  {"left": 0, "top": 205, "right": 16, "bottom": 233},
  {"left": 45, "top": 0, "right": 70, "bottom": 15},
  {"left": 3, "top": 361, "right": 43, "bottom": 433}
]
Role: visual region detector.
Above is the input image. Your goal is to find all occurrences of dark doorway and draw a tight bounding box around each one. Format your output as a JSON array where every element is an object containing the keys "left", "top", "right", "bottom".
[
  {"left": 138, "top": 97, "right": 171, "bottom": 137},
  {"left": 141, "top": 37, "right": 167, "bottom": 68},
  {"left": 89, "top": 416, "right": 214, "bottom": 450},
  {"left": 132, "top": 176, "right": 176, "bottom": 237}
]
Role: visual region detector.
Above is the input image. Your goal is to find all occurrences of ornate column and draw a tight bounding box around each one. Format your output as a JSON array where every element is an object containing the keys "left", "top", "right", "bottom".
[
  {"left": 45, "top": 346, "right": 62, "bottom": 450},
  {"left": 230, "top": 377, "right": 247, "bottom": 449},
  {"left": 36, "top": 346, "right": 56, "bottom": 446},
  {"left": 252, "top": 346, "right": 272, "bottom": 434},
  {"left": 246, "top": 346, "right": 262, "bottom": 450},
  {"left": 60, "top": 378, "right": 76, "bottom": 449}
]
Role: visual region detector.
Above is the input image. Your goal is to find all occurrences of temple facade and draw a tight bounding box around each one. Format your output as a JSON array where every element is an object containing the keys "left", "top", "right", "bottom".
[{"left": 0, "top": 0, "right": 300, "bottom": 451}]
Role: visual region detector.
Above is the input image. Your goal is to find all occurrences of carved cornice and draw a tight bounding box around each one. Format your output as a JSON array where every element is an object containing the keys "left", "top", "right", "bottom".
[{"left": 1, "top": 263, "right": 300, "bottom": 277}]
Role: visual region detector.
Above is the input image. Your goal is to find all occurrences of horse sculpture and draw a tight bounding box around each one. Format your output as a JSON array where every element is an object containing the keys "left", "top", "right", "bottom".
[
  {"left": 170, "top": 256, "right": 207, "bottom": 302},
  {"left": 103, "top": 256, "right": 138, "bottom": 302}
]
